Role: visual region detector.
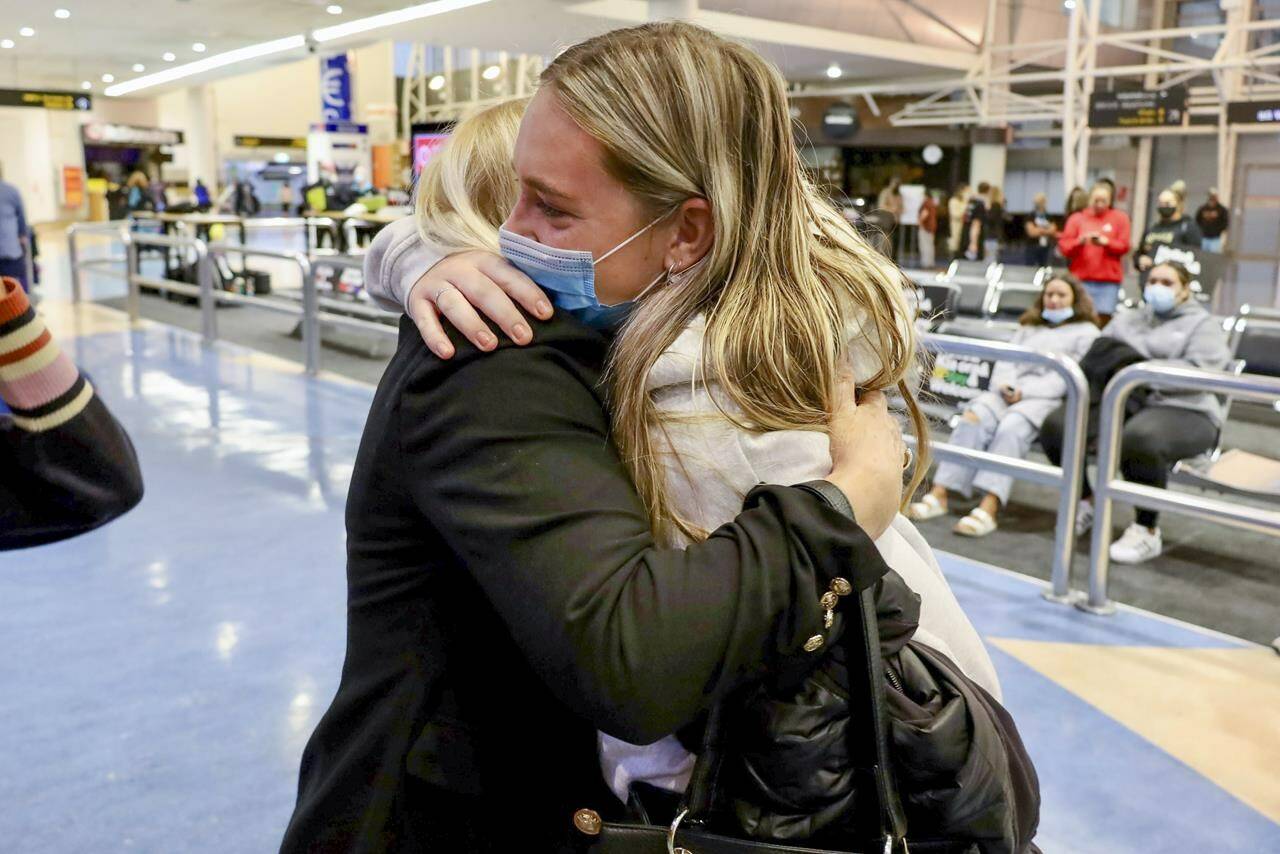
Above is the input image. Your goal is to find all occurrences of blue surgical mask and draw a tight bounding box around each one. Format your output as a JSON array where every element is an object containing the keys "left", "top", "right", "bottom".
[
  {"left": 498, "top": 214, "right": 668, "bottom": 331},
  {"left": 1143, "top": 284, "right": 1177, "bottom": 315},
  {"left": 1041, "top": 306, "right": 1074, "bottom": 325}
]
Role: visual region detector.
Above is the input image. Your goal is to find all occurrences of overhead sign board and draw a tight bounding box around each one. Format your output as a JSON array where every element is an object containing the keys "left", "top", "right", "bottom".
[
  {"left": 234, "top": 135, "right": 308, "bottom": 149},
  {"left": 0, "top": 88, "right": 91, "bottom": 111},
  {"left": 1226, "top": 99, "right": 1280, "bottom": 125},
  {"left": 1089, "top": 87, "right": 1187, "bottom": 128},
  {"left": 321, "top": 54, "right": 353, "bottom": 123},
  {"left": 82, "top": 123, "right": 184, "bottom": 146}
]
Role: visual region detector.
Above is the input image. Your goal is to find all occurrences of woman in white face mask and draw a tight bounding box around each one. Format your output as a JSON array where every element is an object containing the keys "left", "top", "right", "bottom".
[
  {"left": 1039, "top": 261, "right": 1231, "bottom": 566},
  {"left": 284, "top": 29, "right": 926, "bottom": 854},
  {"left": 909, "top": 272, "right": 1100, "bottom": 537},
  {"left": 350, "top": 21, "right": 1017, "bottom": 851}
]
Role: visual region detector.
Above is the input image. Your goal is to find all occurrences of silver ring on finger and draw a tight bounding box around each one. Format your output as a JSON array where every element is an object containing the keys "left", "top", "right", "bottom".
[{"left": 433, "top": 285, "right": 452, "bottom": 304}]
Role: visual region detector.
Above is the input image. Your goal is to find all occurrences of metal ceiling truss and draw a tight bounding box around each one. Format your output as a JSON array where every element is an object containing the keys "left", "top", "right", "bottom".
[
  {"left": 400, "top": 45, "right": 545, "bottom": 136},
  {"left": 806, "top": 0, "right": 1280, "bottom": 200}
]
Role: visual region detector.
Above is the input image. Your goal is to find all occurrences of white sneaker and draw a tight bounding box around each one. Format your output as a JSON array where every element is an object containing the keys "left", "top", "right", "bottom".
[
  {"left": 1109, "top": 523, "right": 1163, "bottom": 564},
  {"left": 1074, "top": 500, "right": 1094, "bottom": 537}
]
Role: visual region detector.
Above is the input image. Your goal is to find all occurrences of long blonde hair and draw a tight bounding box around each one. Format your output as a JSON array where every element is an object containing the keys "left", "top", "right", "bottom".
[
  {"left": 415, "top": 97, "right": 526, "bottom": 253},
  {"left": 545, "top": 23, "right": 929, "bottom": 542}
]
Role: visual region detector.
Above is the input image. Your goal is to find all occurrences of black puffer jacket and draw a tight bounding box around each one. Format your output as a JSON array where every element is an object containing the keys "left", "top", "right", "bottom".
[{"left": 719, "top": 570, "right": 1040, "bottom": 853}]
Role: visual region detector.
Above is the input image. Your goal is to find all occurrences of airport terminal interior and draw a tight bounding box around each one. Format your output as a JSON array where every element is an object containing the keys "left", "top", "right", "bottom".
[{"left": 1, "top": 1, "right": 1278, "bottom": 852}]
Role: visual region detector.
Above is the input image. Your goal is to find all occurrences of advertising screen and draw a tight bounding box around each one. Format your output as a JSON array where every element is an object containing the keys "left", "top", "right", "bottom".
[{"left": 411, "top": 122, "right": 453, "bottom": 176}]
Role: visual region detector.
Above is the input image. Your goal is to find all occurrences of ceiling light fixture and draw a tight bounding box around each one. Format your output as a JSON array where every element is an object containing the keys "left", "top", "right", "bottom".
[
  {"left": 19, "top": 27, "right": 35, "bottom": 37},
  {"left": 482, "top": 64, "right": 501, "bottom": 80},
  {"left": 311, "top": 0, "right": 493, "bottom": 43},
  {"left": 428, "top": 74, "right": 445, "bottom": 91},
  {"left": 1063, "top": 0, "right": 1077, "bottom": 9},
  {"left": 101, "top": 73, "right": 115, "bottom": 83},
  {"left": 826, "top": 63, "right": 842, "bottom": 79},
  {"left": 81, "top": 81, "right": 92, "bottom": 90},
  {"left": 133, "top": 63, "right": 146, "bottom": 72},
  {"left": 107, "top": 34, "right": 307, "bottom": 96},
  {"left": 0, "top": 40, "right": 13, "bottom": 50},
  {"left": 326, "top": 4, "right": 344, "bottom": 13},
  {"left": 192, "top": 42, "right": 206, "bottom": 53},
  {"left": 163, "top": 51, "right": 176, "bottom": 61},
  {"left": 54, "top": 9, "right": 71, "bottom": 19}
]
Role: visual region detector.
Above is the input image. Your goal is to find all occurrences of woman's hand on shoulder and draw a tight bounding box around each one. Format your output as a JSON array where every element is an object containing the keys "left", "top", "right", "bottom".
[
  {"left": 825, "top": 385, "right": 904, "bottom": 540},
  {"left": 407, "top": 250, "right": 553, "bottom": 359}
]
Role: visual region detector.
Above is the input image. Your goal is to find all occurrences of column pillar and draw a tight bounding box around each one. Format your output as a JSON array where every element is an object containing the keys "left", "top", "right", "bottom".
[
  {"left": 648, "top": 0, "right": 697, "bottom": 20},
  {"left": 184, "top": 85, "right": 218, "bottom": 189}
]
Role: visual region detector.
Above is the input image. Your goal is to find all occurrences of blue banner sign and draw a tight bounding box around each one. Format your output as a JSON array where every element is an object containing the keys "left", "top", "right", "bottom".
[{"left": 321, "top": 54, "right": 352, "bottom": 123}]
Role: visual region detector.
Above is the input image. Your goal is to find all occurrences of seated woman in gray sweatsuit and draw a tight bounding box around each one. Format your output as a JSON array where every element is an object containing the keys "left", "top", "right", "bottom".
[
  {"left": 910, "top": 272, "right": 1100, "bottom": 536},
  {"left": 1040, "top": 261, "right": 1231, "bottom": 565}
]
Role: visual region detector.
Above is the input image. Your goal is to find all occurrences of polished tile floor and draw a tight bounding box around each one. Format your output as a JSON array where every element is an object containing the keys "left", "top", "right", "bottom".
[{"left": 2, "top": 301, "right": 1277, "bottom": 853}]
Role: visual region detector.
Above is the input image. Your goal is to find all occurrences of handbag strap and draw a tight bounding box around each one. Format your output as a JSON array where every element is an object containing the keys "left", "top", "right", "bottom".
[
  {"left": 845, "top": 585, "right": 908, "bottom": 848},
  {"left": 681, "top": 480, "right": 908, "bottom": 850}
]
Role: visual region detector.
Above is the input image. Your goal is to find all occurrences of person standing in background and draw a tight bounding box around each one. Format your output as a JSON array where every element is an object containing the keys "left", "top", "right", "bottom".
[
  {"left": 877, "top": 176, "right": 903, "bottom": 261},
  {"left": 1196, "top": 188, "right": 1229, "bottom": 253},
  {"left": 1135, "top": 187, "right": 1201, "bottom": 273},
  {"left": 983, "top": 185, "right": 1005, "bottom": 262},
  {"left": 964, "top": 181, "right": 990, "bottom": 261},
  {"left": 193, "top": 179, "right": 212, "bottom": 211},
  {"left": 1065, "top": 186, "right": 1088, "bottom": 218},
  {"left": 125, "top": 171, "right": 153, "bottom": 213},
  {"left": 918, "top": 189, "right": 939, "bottom": 269},
  {"left": 0, "top": 164, "right": 31, "bottom": 292},
  {"left": 1058, "top": 180, "right": 1131, "bottom": 323},
  {"left": 947, "top": 183, "right": 969, "bottom": 259},
  {"left": 1025, "top": 193, "right": 1059, "bottom": 268}
]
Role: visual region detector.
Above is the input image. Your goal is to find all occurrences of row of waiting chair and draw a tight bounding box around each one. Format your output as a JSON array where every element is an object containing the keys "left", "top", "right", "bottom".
[
  {"left": 909, "top": 276, "right": 1280, "bottom": 506},
  {"left": 1170, "top": 305, "right": 1280, "bottom": 503},
  {"left": 912, "top": 261, "right": 1050, "bottom": 342}
]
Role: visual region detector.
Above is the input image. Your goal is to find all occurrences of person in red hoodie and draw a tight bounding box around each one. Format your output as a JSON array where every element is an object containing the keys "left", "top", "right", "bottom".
[{"left": 1058, "top": 180, "right": 1131, "bottom": 323}]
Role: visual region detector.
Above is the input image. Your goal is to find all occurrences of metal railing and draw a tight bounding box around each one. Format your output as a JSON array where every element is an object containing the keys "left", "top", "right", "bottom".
[
  {"left": 916, "top": 332, "right": 1090, "bottom": 603},
  {"left": 102, "top": 227, "right": 397, "bottom": 376},
  {"left": 1082, "top": 363, "right": 1280, "bottom": 614},
  {"left": 66, "top": 221, "right": 131, "bottom": 302}
]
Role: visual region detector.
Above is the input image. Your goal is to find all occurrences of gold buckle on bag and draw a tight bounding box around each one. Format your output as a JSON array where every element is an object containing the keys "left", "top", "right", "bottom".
[{"left": 667, "top": 808, "right": 693, "bottom": 854}]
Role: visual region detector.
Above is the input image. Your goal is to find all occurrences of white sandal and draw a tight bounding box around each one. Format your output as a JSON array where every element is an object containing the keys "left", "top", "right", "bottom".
[
  {"left": 953, "top": 507, "right": 997, "bottom": 537},
  {"left": 908, "top": 493, "right": 947, "bottom": 521}
]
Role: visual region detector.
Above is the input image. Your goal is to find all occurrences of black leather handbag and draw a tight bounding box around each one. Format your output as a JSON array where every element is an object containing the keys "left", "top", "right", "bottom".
[{"left": 569, "top": 584, "right": 917, "bottom": 854}]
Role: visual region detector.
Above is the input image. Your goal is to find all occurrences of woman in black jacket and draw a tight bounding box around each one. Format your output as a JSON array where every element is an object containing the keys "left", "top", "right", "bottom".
[
  {"left": 280, "top": 25, "right": 911, "bottom": 853},
  {"left": 1135, "top": 187, "right": 1202, "bottom": 273}
]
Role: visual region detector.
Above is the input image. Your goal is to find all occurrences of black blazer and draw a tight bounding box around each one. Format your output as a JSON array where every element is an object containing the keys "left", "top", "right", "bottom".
[{"left": 280, "top": 315, "right": 888, "bottom": 852}]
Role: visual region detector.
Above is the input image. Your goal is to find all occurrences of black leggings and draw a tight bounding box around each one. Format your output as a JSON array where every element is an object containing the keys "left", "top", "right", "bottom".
[{"left": 1041, "top": 404, "right": 1218, "bottom": 528}]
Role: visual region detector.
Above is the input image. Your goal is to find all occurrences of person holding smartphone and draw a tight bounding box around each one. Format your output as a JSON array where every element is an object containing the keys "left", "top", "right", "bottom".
[{"left": 1058, "top": 181, "right": 1131, "bottom": 324}]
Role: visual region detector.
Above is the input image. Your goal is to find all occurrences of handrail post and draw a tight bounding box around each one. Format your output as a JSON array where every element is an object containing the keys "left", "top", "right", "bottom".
[
  {"left": 67, "top": 226, "right": 83, "bottom": 304},
  {"left": 124, "top": 233, "right": 141, "bottom": 324},
  {"left": 196, "top": 242, "right": 216, "bottom": 344},
  {"left": 298, "top": 253, "right": 321, "bottom": 375},
  {"left": 1044, "top": 354, "right": 1089, "bottom": 604},
  {"left": 922, "top": 333, "right": 1090, "bottom": 604},
  {"left": 1082, "top": 369, "right": 1152, "bottom": 615}
]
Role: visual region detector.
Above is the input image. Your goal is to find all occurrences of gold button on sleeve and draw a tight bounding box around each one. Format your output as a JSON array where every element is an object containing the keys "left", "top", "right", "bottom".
[
  {"left": 803, "top": 634, "right": 825, "bottom": 653},
  {"left": 820, "top": 591, "right": 839, "bottom": 610},
  {"left": 830, "top": 577, "right": 853, "bottom": 597},
  {"left": 573, "top": 808, "right": 603, "bottom": 836}
]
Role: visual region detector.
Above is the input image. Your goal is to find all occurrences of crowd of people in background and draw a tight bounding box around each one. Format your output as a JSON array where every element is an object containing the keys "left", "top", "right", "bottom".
[
  {"left": 857, "top": 170, "right": 1235, "bottom": 564},
  {"left": 866, "top": 172, "right": 1231, "bottom": 285}
]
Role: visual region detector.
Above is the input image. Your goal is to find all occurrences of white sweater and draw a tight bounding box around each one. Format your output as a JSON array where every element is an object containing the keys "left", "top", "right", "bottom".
[{"left": 599, "top": 314, "right": 1002, "bottom": 802}]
